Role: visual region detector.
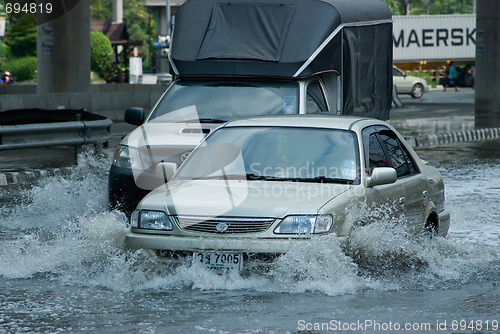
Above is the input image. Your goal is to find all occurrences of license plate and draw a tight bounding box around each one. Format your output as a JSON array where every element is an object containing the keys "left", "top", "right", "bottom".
[{"left": 193, "top": 252, "right": 243, "bottom": 270}]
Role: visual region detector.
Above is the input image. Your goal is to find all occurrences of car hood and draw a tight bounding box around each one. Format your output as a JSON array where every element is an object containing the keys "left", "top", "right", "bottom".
[
  {"left": 123, "top": 122, "right": 222, "bottom": 148},
  {"left": 140, "top": 179, "right": 351, "bottom": 218}
]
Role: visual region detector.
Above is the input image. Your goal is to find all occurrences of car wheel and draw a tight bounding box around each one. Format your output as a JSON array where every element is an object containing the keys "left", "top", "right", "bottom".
[
  {"left": 411, "top": 83, "right": 424, "bottom": 98},
  {"left": 423, "top": 216, "right": 438, "bottom": 238}
]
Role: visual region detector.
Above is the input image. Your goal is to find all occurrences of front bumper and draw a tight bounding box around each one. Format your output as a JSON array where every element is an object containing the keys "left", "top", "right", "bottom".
[{"left": 125, "top": 232, "right": 349, "bottom": 254}]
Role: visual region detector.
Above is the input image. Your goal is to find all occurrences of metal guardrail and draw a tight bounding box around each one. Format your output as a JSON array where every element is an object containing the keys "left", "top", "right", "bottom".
[{"left": 0, "top": 109, "right": 113, "bottom": 151}]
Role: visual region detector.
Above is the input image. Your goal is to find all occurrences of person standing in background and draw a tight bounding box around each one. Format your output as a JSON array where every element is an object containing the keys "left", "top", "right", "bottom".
[{"left": 444, "top": 61, "right": 458, "bottom": 92}]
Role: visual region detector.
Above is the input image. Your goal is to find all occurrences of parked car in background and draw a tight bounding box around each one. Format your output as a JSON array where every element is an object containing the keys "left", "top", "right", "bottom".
[
  {"left": 125, "top": 115, "right": 450, "bottom": 271},
  {"left": 393, "top": 66, "right": 429, "bottom": 98}
]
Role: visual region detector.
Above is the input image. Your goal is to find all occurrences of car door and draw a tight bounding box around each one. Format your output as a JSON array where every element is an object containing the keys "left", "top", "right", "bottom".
[
  {"left": 392, "top": 67, "right": 411, "bottom": 94},
  {"left": 362, "top": 127, "right": 406, "bottom": 225},
  {"left": 377, "top": 129, "right": 428, "bottom": 233}
]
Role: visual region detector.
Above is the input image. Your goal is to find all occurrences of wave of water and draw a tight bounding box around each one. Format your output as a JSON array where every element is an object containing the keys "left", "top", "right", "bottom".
[{"left": 0, "top": 155, "right": 498, "bottom": 296}]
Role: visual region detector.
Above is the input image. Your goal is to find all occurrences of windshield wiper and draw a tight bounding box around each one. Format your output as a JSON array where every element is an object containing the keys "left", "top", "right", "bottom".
[
  {"left": 293, "top": 176, "right": 354, "bottom": 184},
  {"left": 246, "top": 173, "right": 353, "bottom": 184}
]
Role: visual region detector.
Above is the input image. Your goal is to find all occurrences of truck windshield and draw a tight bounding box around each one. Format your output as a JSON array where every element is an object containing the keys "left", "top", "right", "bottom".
[{"left": 148, "top": 80, "right": 299, "bottom": 123}]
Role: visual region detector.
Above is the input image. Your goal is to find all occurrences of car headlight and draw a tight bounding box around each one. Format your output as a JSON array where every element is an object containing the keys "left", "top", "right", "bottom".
[
  {"left": 274, "top": 215, "right": 333, "bottom": 235},
  {"left": 130, "top": 210, "right": 173, "bottom": 230},
  {"left": 112, "top": 145, "right": 132, "bottom": 169}
]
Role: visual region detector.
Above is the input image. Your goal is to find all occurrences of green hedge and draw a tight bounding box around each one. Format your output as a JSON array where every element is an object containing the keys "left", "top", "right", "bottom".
[
  {"left": 3, "top": 56, "right": 37, "bottom": 82},
  {"left": 90, "top": 31, "right": 113, "bottom": 78}
]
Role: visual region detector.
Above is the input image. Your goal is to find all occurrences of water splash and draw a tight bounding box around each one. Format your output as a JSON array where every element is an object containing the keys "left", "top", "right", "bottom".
[
  {"left": 346, "top": 189, "right": 499, "bottom": 291},
  {"left": 0, "top": 154, "right": 499, "bottom": 296}
]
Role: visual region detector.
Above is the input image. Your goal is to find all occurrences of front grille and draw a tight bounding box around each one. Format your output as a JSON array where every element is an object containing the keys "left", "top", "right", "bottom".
[{"left": 174, "top": 216, "right": 275, "bottom": 234}]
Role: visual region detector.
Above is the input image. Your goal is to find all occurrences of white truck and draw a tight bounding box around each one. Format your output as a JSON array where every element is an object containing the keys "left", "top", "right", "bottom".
[{"left": 108, "top": 0, "right": 393, "bottom": 213}]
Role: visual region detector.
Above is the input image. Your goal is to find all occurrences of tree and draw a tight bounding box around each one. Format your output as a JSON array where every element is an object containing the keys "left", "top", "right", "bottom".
[
  {"left": 91, "top": 0, "right": 156, "bottom": 70},
  {"left": 4, "top": 11, "right": 36, "bottom": 58},
  {"left": 382, "top": 0, "right": 475, "bottom": 15},
  {"left": 123, "top": 0, "right": 156, "bottom": 70}
]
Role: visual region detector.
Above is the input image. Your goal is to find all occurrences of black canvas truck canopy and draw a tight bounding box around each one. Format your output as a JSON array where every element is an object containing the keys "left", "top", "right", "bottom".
[{"left": 169, "top": 0, "right": 393, "bottom": 119}]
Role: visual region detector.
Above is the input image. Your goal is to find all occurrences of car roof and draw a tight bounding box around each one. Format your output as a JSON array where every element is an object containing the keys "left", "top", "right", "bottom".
[{"left": 222, "top": 115, "right": 387, "bottom": 131}]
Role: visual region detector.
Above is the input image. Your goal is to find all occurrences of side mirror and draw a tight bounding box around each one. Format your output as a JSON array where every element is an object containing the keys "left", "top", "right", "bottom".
[
  {"left": 367, "top": 167, "right": 397, "bottom": 187},
  {"left": 124, "top": 107, "right": 145, "bottom": 126},
  {"left": 155, "top": 162, "right": 178, "bottom": 182}
]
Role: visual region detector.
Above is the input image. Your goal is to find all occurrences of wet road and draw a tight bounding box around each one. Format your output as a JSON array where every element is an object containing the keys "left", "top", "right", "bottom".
[{"left": 389, "top": 87, "right": 475, "bottom": 136}]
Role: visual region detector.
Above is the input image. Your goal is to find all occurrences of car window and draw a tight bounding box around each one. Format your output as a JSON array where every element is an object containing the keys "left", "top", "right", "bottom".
[
  {"left": 392, "top": 67, "right": 404, "bottom": 77},
  {"left": 367, "top": 133, "right": 390, "bottom": 171},
  {"left": 306, "top": 80, "right": 328, "bottom": 113},
  {"left": 378, "top": 130, "right": 418, "bottom": 178}
]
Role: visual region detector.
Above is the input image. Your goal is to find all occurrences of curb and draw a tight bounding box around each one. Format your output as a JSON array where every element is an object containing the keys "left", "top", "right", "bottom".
[
  {"left": 0, "top": 167, "right": 77, "bottom": 186},
  {"left": 407, "top": 127, "right": 500, "bottom": 148}
]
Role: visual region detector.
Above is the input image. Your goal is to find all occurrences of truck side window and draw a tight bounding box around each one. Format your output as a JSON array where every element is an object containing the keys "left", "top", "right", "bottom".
[{"left": 306, "top": 80, "right": 328, "bottom": 113}]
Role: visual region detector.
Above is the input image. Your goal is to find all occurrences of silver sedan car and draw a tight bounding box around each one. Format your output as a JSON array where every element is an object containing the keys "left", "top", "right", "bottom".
[
  {"left": 125, "top": 116, "right": 450, "bottom": 271},
  {"left": 393, "top": 66, "right": 429, "bottom": 98}
]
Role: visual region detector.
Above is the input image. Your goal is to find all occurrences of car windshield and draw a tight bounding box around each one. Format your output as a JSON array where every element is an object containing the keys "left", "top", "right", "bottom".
[
  {"left": 148, "top": 80, "right": 299, "bottom": 123},
  {"left": 176, "top": 126, "right": 359, "bottom": 184}
]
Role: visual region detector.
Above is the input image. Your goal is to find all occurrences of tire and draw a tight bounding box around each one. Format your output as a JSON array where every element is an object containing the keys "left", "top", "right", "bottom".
[
  {"left": 411, "top": 83, "right": 424, "bottom": 98},
  {"left": 423, "top": 217, "right": 438, "bottom": 238}
]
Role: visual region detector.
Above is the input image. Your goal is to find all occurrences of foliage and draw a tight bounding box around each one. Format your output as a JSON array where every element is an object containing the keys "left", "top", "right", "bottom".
[
  {"left": 90, "top": 31, "right": 113, "bottom": 78},
  {"left": 127, "top": 22, "right": 154, "bottom": 69},
  {"left": 91, "top": 0, "right": 156, "bottom": 70},
  {"left": 101, "top": 63, "right": 128, "bottom": 83},
  {"left": 3, "top": 13, "right": 36, "bottom": 58},
  {"left": 3, "top": 56, "right": 37, "bottom": 81},
  {"left": 0, "top": 40, "right": 12, "bottom": 60},
  {"left": 382, "top": 0, "right": 475, "bottom": 15}
]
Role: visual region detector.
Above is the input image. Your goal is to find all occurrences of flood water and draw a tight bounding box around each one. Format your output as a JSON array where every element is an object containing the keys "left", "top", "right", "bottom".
[{"left": 0, "top": 143, "right": 499, "bottom": 334}]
